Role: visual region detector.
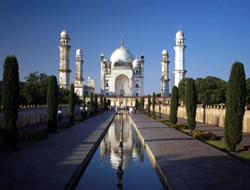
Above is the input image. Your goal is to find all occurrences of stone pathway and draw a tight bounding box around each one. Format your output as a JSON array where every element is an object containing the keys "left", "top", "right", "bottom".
[
  {"left": 0, "top": 111, "right": 115, "bottom": 190},
  {"left": 159, "top": 113, "right": 250, "bottom": 149},
  {"left": 130, "top": 113, "right": 250, "bottom": 190}
]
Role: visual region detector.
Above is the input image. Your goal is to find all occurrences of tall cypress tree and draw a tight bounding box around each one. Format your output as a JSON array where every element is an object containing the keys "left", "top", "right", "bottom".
[
  {"left": 82, "top": 94, "right": 86, "bottom": 119},
  {"left": 169, "top": 86, "right": 179, "bottom": 124},
  {"left": 152, "top": 92, "right": 156, "bottom": 115},
  {"left": 90, "top": 91, "right": 94, "bottom": 115},
  {"left": 147, "top": 95, "right": 151, "bottom": 113},
  {"left": 100, "top": 95, "right": 104, "bottom": 111},
  {"left": 2, "top": 56, "right": 19, "bottom": 149},
  {"left": 69, "top": 84, "right": 75, "bottom": 124},
  {"left": 142, "top": 97, "right": 145, "bottom": 112},
  {"left": 104, "top": 96, "right": 107, "bottom": 110},
  {"left": 135, "top": 99, "right": 139, "bottom": 110},
  {"left": 224, "top": 62, "right": 246, "bottom": 152},
  {"left": 94, "top": 94, "right": 98, "bottom": 113},
  {"left": 185, "top": 79, "right": 197, "bottom": 134},
  {"left": 159, "top": 102, "right": 161, "bottom": 118},
  {"left": 47, "top": 75, "right": 58, "bottom": 132}
]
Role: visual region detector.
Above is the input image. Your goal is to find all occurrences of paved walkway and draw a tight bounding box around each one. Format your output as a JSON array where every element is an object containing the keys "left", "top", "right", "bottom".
[
  {"left": 0, "top": 111, "right": 116, "bottom": 190},
  {"left": 130, "top": 113, "right": 250, "bottom": 190},
  {"left": 158, "top": 113, "right": 250, "bottom": 148}
]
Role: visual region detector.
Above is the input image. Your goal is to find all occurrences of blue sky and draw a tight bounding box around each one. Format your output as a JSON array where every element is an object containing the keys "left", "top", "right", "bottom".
[{"left": 0, "top": 0, "right": 249, "bottom": 95}]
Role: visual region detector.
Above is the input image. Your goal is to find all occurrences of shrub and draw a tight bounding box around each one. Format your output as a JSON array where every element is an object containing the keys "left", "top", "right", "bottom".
[
  {"left": 47, "top": 75, "right": 58, "bottom": 132},
  {"left": 193, "top": 131, "right": 220, "bottom": 141},
  {"left": 169, "top": 86, "right": 179, "bottom": 124},
  {"left": 2, "top": 56, "right": 20, "bottom": 149},
  {"left": 224, "top": 62, "right": 246, "bottom": 152},
  {"left": 172, "top": 124, "right": 188, "bottom": 130},
  {"left": 185, "top": 78, "right": 197, "bottom": 134}
]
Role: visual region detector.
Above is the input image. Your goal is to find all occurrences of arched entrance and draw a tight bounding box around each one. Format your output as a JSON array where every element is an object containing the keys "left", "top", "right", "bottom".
[{"left": 115, "top": 74, "right": 130, "bottom": 96}]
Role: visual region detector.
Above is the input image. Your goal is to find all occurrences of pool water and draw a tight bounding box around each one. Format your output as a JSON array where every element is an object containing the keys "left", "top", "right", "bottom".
[{"left": 75, "top": 114, "right": 164, "bottom": 190}]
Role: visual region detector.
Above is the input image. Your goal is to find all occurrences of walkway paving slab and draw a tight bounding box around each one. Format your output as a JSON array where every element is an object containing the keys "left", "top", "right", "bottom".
[
  {"left": 130, "top": 113, "right": 250, "bottom": 190},
  {"left": 0, "top": 111, "right": 115, "bottom": 190}
]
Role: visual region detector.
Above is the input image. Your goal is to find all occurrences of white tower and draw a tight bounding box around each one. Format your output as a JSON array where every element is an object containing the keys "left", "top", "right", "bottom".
[
  {"left": 161, "top": 49, "right": 170, "bottom": 97},
  {"left": 74, "top": 49, "right": 84, "bottom": 97},
  {"left": 173, "top": 30, "right": 186, "bottom": 87},
  {"left": 58, "top": 30, "right": 71, "bottom": 89}
]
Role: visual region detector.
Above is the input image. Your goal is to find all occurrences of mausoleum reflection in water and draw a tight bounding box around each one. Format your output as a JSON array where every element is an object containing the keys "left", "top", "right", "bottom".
[
  {"left": 100, "top": 114, "right": 144, "bottom": 170},
  {"left": 75, "top": 114, "right": 163, "bottom": 190}
]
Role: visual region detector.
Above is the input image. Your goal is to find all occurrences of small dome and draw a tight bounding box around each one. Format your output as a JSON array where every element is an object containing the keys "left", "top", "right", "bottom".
[
  {"left": 176, "top": 30, "right": 184, "bottom": 39},
  {"left": 60, "top": 30, "right": 69, "bottom": 38},
  {"left": 162, "top": 49, "right": 168, "bottom": 55},
  {"left": 110, "top": 46, "right": 134, "bottom": 67},
  {"left": 132, "top": 59, "right": 140, "bottom": 67},
  {"left": 100, "top": 53, "right": 104, "bottom": 57},
  {"left": 76, "top": 49, "right": 83, "bottom": 57}
]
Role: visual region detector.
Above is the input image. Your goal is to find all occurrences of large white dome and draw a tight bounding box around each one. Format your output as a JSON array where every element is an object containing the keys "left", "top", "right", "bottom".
[{"left": 110, "top": 46, "right": 134, "bottom": 64}]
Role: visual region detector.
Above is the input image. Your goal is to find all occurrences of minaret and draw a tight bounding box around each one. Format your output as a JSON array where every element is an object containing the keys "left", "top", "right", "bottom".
[
  {"left": 139, "top": 53, "right": 144, "bottom": 96},
  {"left": 173, "top": 30, "right": 186, "bottom": 87},
  {"left": 75, "top": 49, "right": 84, "bottom": 84},
  {"left": 161, "top": 49, "right": 170, "bottom": 97},
  {"left": 74, "top": 49, "right": 84, "bottom": 97},
  {"left": 100, "top": 53, "right": 106, "bottom": 95},
  {"left": 58, "top": 29, "right": 71, "bottom": 89}
]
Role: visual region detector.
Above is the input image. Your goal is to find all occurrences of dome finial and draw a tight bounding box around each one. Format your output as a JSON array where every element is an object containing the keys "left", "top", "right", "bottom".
[{"left": 121, "top": 35, "right": 124, "bottom": 47}]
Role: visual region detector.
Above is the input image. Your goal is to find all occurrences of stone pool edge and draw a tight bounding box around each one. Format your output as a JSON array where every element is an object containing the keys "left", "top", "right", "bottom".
[
  {"left": 130, "top": 115, "right": 171, "bottom": 190},
  {"left": 64, "top": 112, "right": 117, "bottom": 190}
]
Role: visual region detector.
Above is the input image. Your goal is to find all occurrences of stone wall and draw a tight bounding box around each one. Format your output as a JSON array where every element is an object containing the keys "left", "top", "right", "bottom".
[
  {"left": 0, "top": 105, "right": 81, "bottom": 129},
  {"left": 149, "top": 103, "right": 250, "bottom": 134}
]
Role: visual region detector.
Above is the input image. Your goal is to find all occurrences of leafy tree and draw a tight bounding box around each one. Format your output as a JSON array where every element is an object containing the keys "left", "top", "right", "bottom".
[
  {"left": 2, "top": 56, "right": 19, "bottom": 149},
  {"left": 185, "top": 78, "right": 197, "bottom": 134},
  {"left": 94, "top": 94, "right": 98, "bottom": 113},
  {"left": 20, "top": 72, "right": 48, "bottom": 105},
  {"left": 169, "top": 86, "right": 179, "bottom": 124},
  {"left": 156, "top": 93, "right": 161, "bottom": 97},
  {"left": 47, "top": 75, "right": 58, "bottom": 132},
  {"left": 147, "top": 95, "right": 151, "bottom": 113},
  {"left": 152, "top": 92, "right": 156, "bottom": 115},
  {"left": 90, "top": 91, "right": 94, "bottom": 115},
  {"left": 246, "top": 78, "right": 250, "bottom": 104},
  {"left": 69, "top": 84, "right": 75, "bottom": 124},
  {"left": 178, "top": 78, "right": 191, "bottom": 104},
  {"left": 198, "top": 76, "right": 226, "bottom": 105},
  {"left": 58, "top": 88, "right": 69, "bottom": 104},
  {"left": 224, "top": 62, "right": 246, "bottom": 152}
]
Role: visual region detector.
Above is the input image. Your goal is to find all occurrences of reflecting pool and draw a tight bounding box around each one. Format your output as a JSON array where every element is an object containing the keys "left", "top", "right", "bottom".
[{"left": 75, "top": 114, "right": 164, "bottom": 190}]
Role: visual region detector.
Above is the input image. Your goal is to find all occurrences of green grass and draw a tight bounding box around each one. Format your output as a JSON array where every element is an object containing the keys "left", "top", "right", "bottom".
[{"left": 206, "top": 140, "right": 250, "bottom": 162}]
